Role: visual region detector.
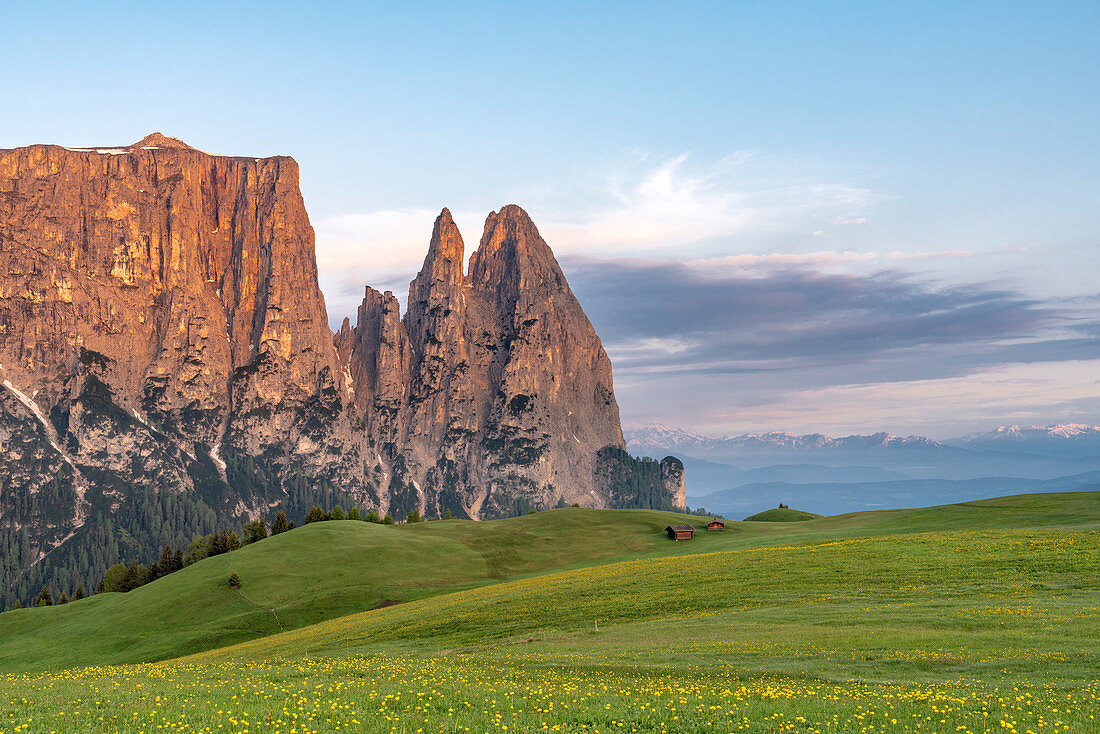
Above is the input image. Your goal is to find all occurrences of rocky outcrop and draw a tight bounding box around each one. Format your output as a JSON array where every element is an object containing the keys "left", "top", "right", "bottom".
[
  {"left": 0, "top": 134, "right": 681, "bottom": 608},
  {"left": 342, "top": 207, "right": 630, "bottom": 518}
]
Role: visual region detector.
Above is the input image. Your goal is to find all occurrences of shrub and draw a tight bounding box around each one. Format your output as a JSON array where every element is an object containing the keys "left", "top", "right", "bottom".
[
  {"left": 242, "top": 519, "right": 268, "bottom": 544},
  {"left": 228, "top": 571, "right": 242, "bottom": 590},
  {"left": 183, "top": 536, "right": 210, "bottom": 566},
  {"left": 102, "top": 563, "right": 129, "bottom": 592}
]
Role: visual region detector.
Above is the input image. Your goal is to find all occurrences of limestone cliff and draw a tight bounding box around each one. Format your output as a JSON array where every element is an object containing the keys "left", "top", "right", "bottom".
[
  {"left": 343, "top": 207, "right": 631, "bottom": 518},
  {"left": 0, "top": 135, "right": 681, "bottom": 608}
]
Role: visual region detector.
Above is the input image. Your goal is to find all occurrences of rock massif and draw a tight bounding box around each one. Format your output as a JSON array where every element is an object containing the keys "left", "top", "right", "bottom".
[{"left": 0, "top": 135, "right": 683, "bottom": 607}]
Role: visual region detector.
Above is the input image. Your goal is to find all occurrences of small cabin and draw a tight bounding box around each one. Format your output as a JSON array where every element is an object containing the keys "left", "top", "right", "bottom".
[
  {"left": 665, "top": 524, "right": 695, "bottom": 540},
  {"left": 706, "top": 519, "right": 725, "bottom": 531}
]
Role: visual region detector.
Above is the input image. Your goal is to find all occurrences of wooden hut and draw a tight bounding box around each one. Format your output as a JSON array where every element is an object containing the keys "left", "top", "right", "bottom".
[
  {"left": 706, "top": 519, "right": 725, "bottom": 531},
  {"left": 665, "top": 524, "right": 695, "bottom": 540}
]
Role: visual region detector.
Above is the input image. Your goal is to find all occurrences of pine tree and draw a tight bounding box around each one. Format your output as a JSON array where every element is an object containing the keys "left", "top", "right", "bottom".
[
  {"left": 35, "top": 586, "right": 53, "bottom": 607},
  {"left": 156, "top": 545, "right": 174, "bottom": 578},
  {"left": 270, "top": 512, "right": 289, "bottom": 535},
  {"left": 382, "top": 513, "right": 394, "bottom": 525},
  {"left": 329, "top": 505, "right": 346, "bottom": 521},
  {"left": 365, "top": 510, "right": 380, "bottom": 523},
  {"left": 347, "top": 507, "right": 362, "bottom": 521},
  {"left": 57, "top": 592, "right": 69, "bottom": 605},
  {"left": 227, "top": 531, "right": 241, "bottom": 551},
  {"left": 228, "top": 571, "right": 242, "bottom": 589},
  {"left": 305, "top": 506, "right": 327, "bottom": 524},
  {"left": 407, "top": 508, "right": 422, "bottom": 523},
  {"left": 10, "top": 600, "right": 21, "bottom": 610},
  {"left": 442, "top": 509, "right": 454, "bottom": 520},
  {"left": 172, "top": 548, "right": 184, "bottom": 572},
  {"left": 73, "top": 584, "right": 85, "bottom": 601}
]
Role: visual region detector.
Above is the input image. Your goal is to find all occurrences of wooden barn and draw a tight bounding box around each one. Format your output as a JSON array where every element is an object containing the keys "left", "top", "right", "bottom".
[
  {"left": 706, "top": 519, "right": 725, "bottom": 531},
  {"left": 665, "top": 524, "right": 695, "bottom": 540}
]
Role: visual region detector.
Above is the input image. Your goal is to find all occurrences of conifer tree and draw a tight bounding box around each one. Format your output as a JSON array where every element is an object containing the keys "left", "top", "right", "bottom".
[
  {"left": 382, "top": 513, "right": 394, "bottom": 525},
  {"left": 365, "top": 510, "right": 380, "bottom": 523},
  {"left": 442, "top": 509, "right": 454, "bottom": 520},
  {"left": 270, "top": 511, "right": 290, "bottom": 535},
  {"left": 407, "top": 508, "right": 422, "bottom": 523},
  {"left": 57, "top": 592, "right": 69, "bottom": 605},
  {"left": 35, "top": 586, "right": 52, "bottom": 607},
  {"left": 305, "top": 506, "right": 326, "bottom": 524},
  {"left": 347, "top": 508, "right": 362, "bottom": 521},
  {"left": 329, "top": 505, "right": 346, "bottom": 520},
  {"left": 156, "top": 545, "right": 174, "bottom": 578},
  {"left": 73, "top": 584, "right": 85, "bottom": 601},
  {"left": 227, "top": 531, "right": 241, "bottom": 551}
]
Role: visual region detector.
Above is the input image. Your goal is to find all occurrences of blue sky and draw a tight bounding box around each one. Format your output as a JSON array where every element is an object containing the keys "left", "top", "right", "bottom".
[{"left": 3, "top": 1, "right": 1098, "bottom": 437}]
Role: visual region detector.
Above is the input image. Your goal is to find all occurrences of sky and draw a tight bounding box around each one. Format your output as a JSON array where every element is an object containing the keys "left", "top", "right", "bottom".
[{"left": 2, "top": 1, "right": 1098, "bottom": 438}]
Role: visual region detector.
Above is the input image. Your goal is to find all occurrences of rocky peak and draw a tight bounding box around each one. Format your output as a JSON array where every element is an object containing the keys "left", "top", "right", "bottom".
[{"left": 131, "top": 132, "right": 194, "bottom": 149}]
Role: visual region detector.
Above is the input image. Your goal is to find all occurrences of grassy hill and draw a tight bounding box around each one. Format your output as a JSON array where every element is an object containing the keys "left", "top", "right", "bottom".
[
  {"left": 2, "top": 490, "right": 1098, "bottom": 673},
  {"left": 1, "top": 491, "right": 1098, "bottom": 732},
  {"left": 744, "top": 506, "right": 823, "bottom": 521}
]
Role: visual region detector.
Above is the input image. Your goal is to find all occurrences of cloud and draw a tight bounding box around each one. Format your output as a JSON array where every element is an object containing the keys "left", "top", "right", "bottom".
[
  {"left": 561, "top": 255, "right": 1084, "bottom": 376},
  {"left": 539, "top": 152, "right": 882, "bottom": 255},
  {"left": 312, "top": 151, "right": 886, "bottom": 326}
]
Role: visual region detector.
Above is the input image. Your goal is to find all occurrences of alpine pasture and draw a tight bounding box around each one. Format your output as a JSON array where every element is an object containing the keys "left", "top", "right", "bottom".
[{"left": 1, "top": 493, "right": 1098, "bottom": 733}]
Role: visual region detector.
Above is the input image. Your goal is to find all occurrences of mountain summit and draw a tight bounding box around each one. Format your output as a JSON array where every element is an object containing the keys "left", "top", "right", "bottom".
[{"left": 0, "top": 136, "right": 682, "bottom": 608}]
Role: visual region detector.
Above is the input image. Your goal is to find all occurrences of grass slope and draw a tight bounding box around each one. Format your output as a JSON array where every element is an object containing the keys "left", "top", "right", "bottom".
[
  {"left": 1, "top": 491, "right": 1097, "bottom": 732},
  {"left": 2, "top": 491, "right": 1099, "bottom": 674}
]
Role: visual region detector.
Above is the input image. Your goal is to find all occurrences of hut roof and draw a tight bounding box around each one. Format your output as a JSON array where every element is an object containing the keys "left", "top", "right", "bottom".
[{"left": 666, "top": 525, "right": 696, "bottom": 532}]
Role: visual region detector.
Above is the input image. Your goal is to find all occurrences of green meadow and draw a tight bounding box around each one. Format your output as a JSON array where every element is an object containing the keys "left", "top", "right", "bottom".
[{"left": 1, "top": 491, "right": 1098, "bottom": 733}]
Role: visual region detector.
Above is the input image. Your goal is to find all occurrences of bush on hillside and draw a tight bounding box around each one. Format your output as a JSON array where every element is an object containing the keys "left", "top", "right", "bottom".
[
  {"left": 101, "top": 563, "right": 129, "bottom": 592},
  {"left": 242, "top": 519, "right": 268, "bottom": 544},
  {"left": 228, "top": 571, "right": 242, "bottom": 590}
]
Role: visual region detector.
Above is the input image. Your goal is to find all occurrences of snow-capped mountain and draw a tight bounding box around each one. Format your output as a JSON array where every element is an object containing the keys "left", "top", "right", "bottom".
[
  {"left": 624, "top": 424, "right": 942, "bottom": 457},
  {"left": 625, "top": 422, "right": 1100, "bottom": 484},
  {"left": 951, "top": 424, "right": 1100, "bottom": 459}
]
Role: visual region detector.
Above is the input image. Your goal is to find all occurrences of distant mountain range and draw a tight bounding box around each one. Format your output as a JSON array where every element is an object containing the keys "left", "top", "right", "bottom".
[
  {"left": 625, "top": 423, "right": 1100, "bottom": 515},
  {"left": 952, "top": 424, "right": 1100, "bottom": 458},
  {"left": 626, "top": 425, "right": 943, "bottom": 455}
]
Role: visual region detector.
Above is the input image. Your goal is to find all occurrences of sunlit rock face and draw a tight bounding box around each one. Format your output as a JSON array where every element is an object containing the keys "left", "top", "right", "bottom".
[
  {"left": 343, "top": 206, "right": 634, "bottom": 519},
  {"left": 0, "top": 135, "right": 680, "bottom": 606}
]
